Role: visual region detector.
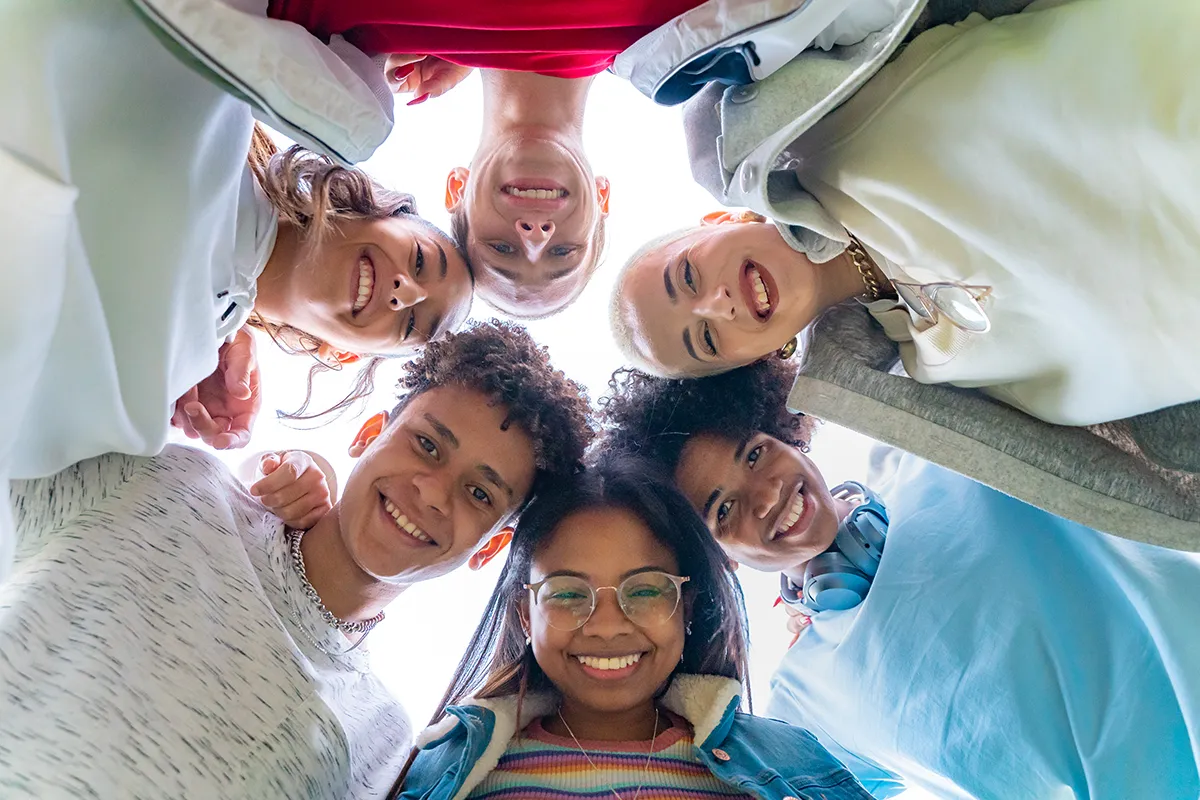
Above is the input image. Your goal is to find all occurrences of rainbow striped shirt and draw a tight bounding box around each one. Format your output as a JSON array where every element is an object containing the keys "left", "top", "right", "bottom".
[{"left": 468, "top": 715, "right": 751, "bottom": 799}]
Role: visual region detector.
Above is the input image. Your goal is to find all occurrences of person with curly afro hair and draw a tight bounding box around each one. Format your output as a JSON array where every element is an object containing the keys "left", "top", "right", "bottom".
[
  {"left": 0, "top": 319, "right": 594, "bottom": 798},
  {"left": 601, "top": 364, "right": 1200, "bottom": 799}
]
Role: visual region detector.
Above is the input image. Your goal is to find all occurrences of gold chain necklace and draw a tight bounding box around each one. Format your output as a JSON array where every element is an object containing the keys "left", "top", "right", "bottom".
[
  {"left": 556, "top": 707, "right": 660, "bottom": 800},
  {"left": 846, "top": 235, "right": 891, "bottom": 301}
]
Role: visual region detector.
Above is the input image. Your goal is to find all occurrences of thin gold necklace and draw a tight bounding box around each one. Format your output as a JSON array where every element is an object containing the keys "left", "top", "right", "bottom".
[{"left": 556, "top": 707, "right": 660, "bottom": 800}]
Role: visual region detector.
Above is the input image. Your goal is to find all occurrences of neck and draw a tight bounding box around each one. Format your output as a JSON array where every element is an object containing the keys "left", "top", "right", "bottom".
[
  {"left": 478, "top": 70, "right": 592, "bottom": 146},
  {"left": 782, "top": 495, "right": 860, "bottom": 586},
  {"left": 817, "top": 243, "right": 892, "bottom": 309},
  {"left": 296, "top": 507, "right": 403, "bottom": 624},
  {"left": 253, "top": 219, "right": 302, "bottom": 323},
  {"left": 547, "top": 698, "right": 661, "bottom": 742}
]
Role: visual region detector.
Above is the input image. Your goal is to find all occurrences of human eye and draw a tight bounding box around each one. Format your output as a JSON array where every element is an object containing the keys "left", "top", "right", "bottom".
[
  {"left": 549, "top": 245, "right": 578, "bottom": 257},
  {"left": 683, "top": 259, "right": 697, "bottom": 293},
  {"left": 468, "top": 485, "right": 493, "bottom": 507},
  {"left": 746, "top": 443, "right": 764, "bottom": 467},
  {"left": 415, "top": 434, "right": 439, "bottom": 459},
  {"left": 489, "top": 242, "right": 516, "bottom": 255},
  {"left": 716, "top": 499, "right": 734, "bottom": 526},
  {"left": 701, "top": 322, "right": 717, "bottom": 356},
  {"left": 414, "top": 243, "right": 425, "bottom": 277},
  {"left": 403, "top": 311, "right": 417, "bottom": 341},
  {"left": 626, "top": 583, "right": 665, "bottom": 598}
]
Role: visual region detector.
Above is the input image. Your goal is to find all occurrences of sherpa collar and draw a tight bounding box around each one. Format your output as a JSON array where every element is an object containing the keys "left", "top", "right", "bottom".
[{"left": 413, "top": 674, "right": 743, "bottom": 800}]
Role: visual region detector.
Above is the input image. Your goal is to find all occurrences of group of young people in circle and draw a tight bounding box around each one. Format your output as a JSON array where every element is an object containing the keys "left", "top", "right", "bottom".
[{"left": 3, "top": 0, "right": 1198, "bottom": 798}]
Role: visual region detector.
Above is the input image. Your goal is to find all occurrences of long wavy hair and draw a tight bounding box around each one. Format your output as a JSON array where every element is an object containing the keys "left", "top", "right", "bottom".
[
  {"left": 245, "top": 124, "right": 418, "bottom": 422},
  {"left": 391, "top": 456, "right": 750, "bottom": 793}
]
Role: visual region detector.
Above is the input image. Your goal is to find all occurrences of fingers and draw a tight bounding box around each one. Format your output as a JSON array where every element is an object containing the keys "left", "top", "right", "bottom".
[
  {"left": 273, "top": 495, "right": 333, "bottom": 531},
  {"left": 172, "top": 387, "right": 201, "bottom": 436},
  {"left": 250, "top": 451, "right": 330, "bottom": 506},
  {"left": 222, "top": 329, "right": 258, "bottom": 401},
  {"left": 385, "top": 53, "right": 427, "bottom": 93},
  {"left": 210, "top": 410, "right": 256, "bottom": 451},
  {"left": 183, "top": 402, "right": 229, "bottom": 445}
]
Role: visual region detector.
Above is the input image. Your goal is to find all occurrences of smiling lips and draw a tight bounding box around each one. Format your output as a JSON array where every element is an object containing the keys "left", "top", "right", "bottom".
[
  {"left": 742, "top": 262, "right": 776, "bottom": 321},
  {"left": 382, "top": 496, "right": 433, "bottom": 545},
  {"left": 574, "top": 652, "right": 645, "bottom": 680},
  {"left": 770, "top": 484, "right": 812, "bottom": 541},
  {"left": 353, "top": 255, "right": 375, "bottom": 314}
]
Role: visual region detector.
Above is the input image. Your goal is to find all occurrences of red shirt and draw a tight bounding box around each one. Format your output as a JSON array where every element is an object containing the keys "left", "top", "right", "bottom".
[{"left": 267, "top": 0, "right": 702, "bottom": 78}]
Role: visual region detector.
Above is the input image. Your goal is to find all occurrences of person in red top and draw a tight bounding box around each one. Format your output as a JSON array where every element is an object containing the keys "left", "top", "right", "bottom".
[{"left": 267, "top": 0, "right": 703, "bottom": 319}]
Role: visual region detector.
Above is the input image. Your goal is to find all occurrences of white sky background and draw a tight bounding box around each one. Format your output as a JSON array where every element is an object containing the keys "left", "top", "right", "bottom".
[{"left": 199, "top": 70, "right": 924, "bottom": 794}]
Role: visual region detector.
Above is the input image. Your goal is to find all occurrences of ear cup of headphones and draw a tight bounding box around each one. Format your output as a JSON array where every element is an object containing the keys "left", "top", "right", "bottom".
[
  {"left": 803, "top": 551, "right": 873, "bottom": 612},
  {"left": 835, "top": 509, "right": 887, "bottom": 578}
]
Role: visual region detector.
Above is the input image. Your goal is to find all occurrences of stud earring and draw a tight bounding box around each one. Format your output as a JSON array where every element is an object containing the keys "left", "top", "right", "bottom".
[
  {"left": 777, "top": 337, "right": 798, "bottom": 360},
  {"left": 525, "top": 634, "right": 532, "bottom": 646},
  {"left": 685, "top": 621, "right": 693, "bottom": 636}
]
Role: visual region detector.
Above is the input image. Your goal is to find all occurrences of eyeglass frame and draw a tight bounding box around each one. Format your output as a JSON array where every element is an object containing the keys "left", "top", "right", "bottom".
[
  {"left": 523, "top": 571, "right": 691, "bottom": 631},
  {"left": 890, "top": 280, "right": 993, "bottom": 334}
]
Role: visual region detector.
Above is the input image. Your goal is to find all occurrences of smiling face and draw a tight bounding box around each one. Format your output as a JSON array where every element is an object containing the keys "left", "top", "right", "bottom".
[
  {"left": 448, "top": 144, "right": 610, "bottom": 317},
  {"left": 523, "top": 506, "right": 686, "bottom": 716},
  {"left": 617, "top": 221, "right": 825, "bottom": 376},
  {"left": 261, "top": 215, "right": 473, "bottom": 357},
  {"left": 335, "top": 386, "right": 536, "bottom": 585},
  {"left": 674, "top": 433, "right": 842, "bottom": 574}
]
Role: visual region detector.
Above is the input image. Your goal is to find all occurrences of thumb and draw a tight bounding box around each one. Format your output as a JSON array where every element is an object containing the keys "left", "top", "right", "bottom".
[
  {"left": 259, "top": 453, "right": 281, "bottom": 476},
  {"left": 224, "top": 332, "right": 256, "bottom": 400}
]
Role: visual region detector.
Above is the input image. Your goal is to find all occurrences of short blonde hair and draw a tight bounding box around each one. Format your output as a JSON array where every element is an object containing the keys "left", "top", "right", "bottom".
[{"left": 609, "top": 225, "right": 714, "bottom": 377}]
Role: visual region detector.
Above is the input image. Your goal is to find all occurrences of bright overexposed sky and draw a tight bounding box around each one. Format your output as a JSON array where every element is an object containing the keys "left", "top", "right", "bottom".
[{"left": 198, "top": 69, "right": 913, "bottom": 792}]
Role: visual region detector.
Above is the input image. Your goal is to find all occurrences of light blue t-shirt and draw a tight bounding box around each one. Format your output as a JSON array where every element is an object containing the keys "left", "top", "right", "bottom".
[{"left": 768, "top": 453, "right": 1200, "bottom": 799}]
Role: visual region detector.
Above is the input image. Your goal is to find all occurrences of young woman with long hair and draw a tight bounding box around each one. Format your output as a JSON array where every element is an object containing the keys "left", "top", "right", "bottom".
[{"left": 391, "top": 457, "right": 874, "bottom": 799}]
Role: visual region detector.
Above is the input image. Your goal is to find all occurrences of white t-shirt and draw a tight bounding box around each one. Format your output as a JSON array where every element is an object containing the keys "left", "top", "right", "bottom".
[
  {"left": 1, "top": 446, "right": 411, "bottom": 799},
  {"left": 794, "top": 0, "right": 1200, "bottom": 425},
  {"left": 769, "top": 453, "right": 1200, "bottom": 799}
]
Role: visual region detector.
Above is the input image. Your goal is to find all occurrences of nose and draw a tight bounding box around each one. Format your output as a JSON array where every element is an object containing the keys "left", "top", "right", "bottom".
[
  {"left": 389, "top": 272, "right": 428, "bottom": 310},
  {"left": 751, "top": 476, "right": 784, "bottom": 521},
  {"left": 515, "top": 218, "right": 554, "bottom": 262},
  {"left": 410, "top": 472, "right": 450, "bottom": 519},
  {"left": 581, "top": 587, "right": 635, "bottom": 637},
  {"left": 693, "top": 284, "right": 737, "bottom": 321}
]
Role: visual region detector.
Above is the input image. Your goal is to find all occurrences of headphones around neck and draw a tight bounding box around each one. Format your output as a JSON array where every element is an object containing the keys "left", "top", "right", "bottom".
[{"left": 779, "top": 481, "right": 888, "bottom": 616}]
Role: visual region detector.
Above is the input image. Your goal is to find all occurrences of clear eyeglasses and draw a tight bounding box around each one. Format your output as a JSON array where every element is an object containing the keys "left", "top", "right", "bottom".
[
  {"left": 525, "top": 571, "right": 690, "bottom": 631},
  {"left": 891, "top": 280, "right": 993, "bottom": 334}
]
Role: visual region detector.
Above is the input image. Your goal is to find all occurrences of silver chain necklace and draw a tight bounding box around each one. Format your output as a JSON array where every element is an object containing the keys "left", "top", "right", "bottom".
[
  {"left": 556, "top": 707, "right": 659, "bottom": 800},
  {"left": 286, "top": 528, "right": 384, "bottom": 638}
]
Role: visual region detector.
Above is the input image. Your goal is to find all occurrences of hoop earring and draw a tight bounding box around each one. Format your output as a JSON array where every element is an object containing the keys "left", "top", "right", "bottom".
[{"left": 777, "top": 337, "right": 798, "bottom": 360}]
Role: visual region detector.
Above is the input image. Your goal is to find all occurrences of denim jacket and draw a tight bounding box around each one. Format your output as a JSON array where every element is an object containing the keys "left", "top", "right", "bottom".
[{"left": 397, "top": 674, "right": 875, "bottom": 799}]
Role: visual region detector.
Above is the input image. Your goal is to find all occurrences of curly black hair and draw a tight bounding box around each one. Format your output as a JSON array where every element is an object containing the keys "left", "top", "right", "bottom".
[
  {"left": 599, "top": 359, "right": 817, "bottom": 477},
  {"left": 390, "top": 320, "right": 594, "bottom": 486}
]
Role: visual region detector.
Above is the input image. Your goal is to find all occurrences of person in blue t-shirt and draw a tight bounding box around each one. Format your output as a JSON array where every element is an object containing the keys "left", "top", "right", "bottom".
[{"left": 601, "top": 360, "right": 1200, "bottom": 799}]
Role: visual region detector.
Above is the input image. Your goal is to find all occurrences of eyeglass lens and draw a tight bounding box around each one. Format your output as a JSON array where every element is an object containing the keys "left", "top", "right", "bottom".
[{"left": 532, "top": 572, "right": 684, "bottom": 631}]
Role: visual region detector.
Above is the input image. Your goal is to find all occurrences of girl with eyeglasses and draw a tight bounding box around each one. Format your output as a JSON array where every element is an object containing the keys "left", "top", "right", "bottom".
[
  {"left": 391, "top": 457, "right": 876, "bottom": 800},
  {"left": 610, "top": 0, "right": 1200, "bottom": 429}
]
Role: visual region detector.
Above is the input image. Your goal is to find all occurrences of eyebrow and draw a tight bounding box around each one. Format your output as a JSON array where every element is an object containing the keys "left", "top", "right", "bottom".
[
  {"left": 548, "top": 267, "right": 577, "bottom": 281},
  {"left": 682, "top": 328, "right": 701, "bottom": 362},
  {"left": 478, "top": 464, "right": 515, "bottom": 502},
  {"left": 663, "top": 264, "right": 677, "bottom": 303},
  {"left": 436, "top": 241, "right": 447, "bottom": 280},
  {"left": 424, "top": 414, "right": 459, "bottom": 449},
  {"left": 540, "top": 565, "right": 676, "bottom": 582},
  {"left": 490, "top": 266, "right": 520, "bottom": 282}
]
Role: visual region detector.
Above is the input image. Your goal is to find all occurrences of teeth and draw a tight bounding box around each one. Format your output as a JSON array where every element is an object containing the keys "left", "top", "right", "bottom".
[
  {"left": 503, "top": 186, "right": 567, "bottom": 200},
  {"left": 775, "top": 490, "right": 806, "bottom": 536},
  {"left": 353, "top": 257, "right": 374, "bottom": 313},
  {"left": 383, "top": 499, "right": 432, "bottom": 544},
  {"left": 749, "top": 267, "right": 771, "bottom": 315},
  {"left": 575, "top": 653, "right": 642, "bottom": 671}
]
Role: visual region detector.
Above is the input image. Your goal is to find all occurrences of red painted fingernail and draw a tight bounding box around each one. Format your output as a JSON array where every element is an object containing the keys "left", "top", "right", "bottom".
[
  {"left": 407, "top": 93, "right": 430, "bottom": 106},
  {"left": 393, "top": 64, "right": 415, "bottom": 81},
  {"left": 773, "top": 596, "right": 784, "bottom": 608}
]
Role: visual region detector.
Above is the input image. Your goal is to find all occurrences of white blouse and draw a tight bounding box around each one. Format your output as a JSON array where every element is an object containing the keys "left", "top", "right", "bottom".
[{"left": 794, "top": 0, "right": 1200, "bottom": 425}]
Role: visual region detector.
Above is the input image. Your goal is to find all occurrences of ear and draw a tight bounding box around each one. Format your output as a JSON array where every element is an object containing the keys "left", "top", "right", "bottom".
[
  {"left": 594, "top": 176, "right": 611, "bottom": 217},
  {"left": 701, "top": 209, "right": 766, "bottom": 226},
  {"left": 445, "top": 167, "right": 470, "bottom": 212},
  {"left": 348, "top": 410, "right": 388, "bottom": 458},
  {"left": 468, "top": 526, "right": 513, "bottom": 571},
  {"left": 315, "top": 342, "right": 360, "bottom": 366}
]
